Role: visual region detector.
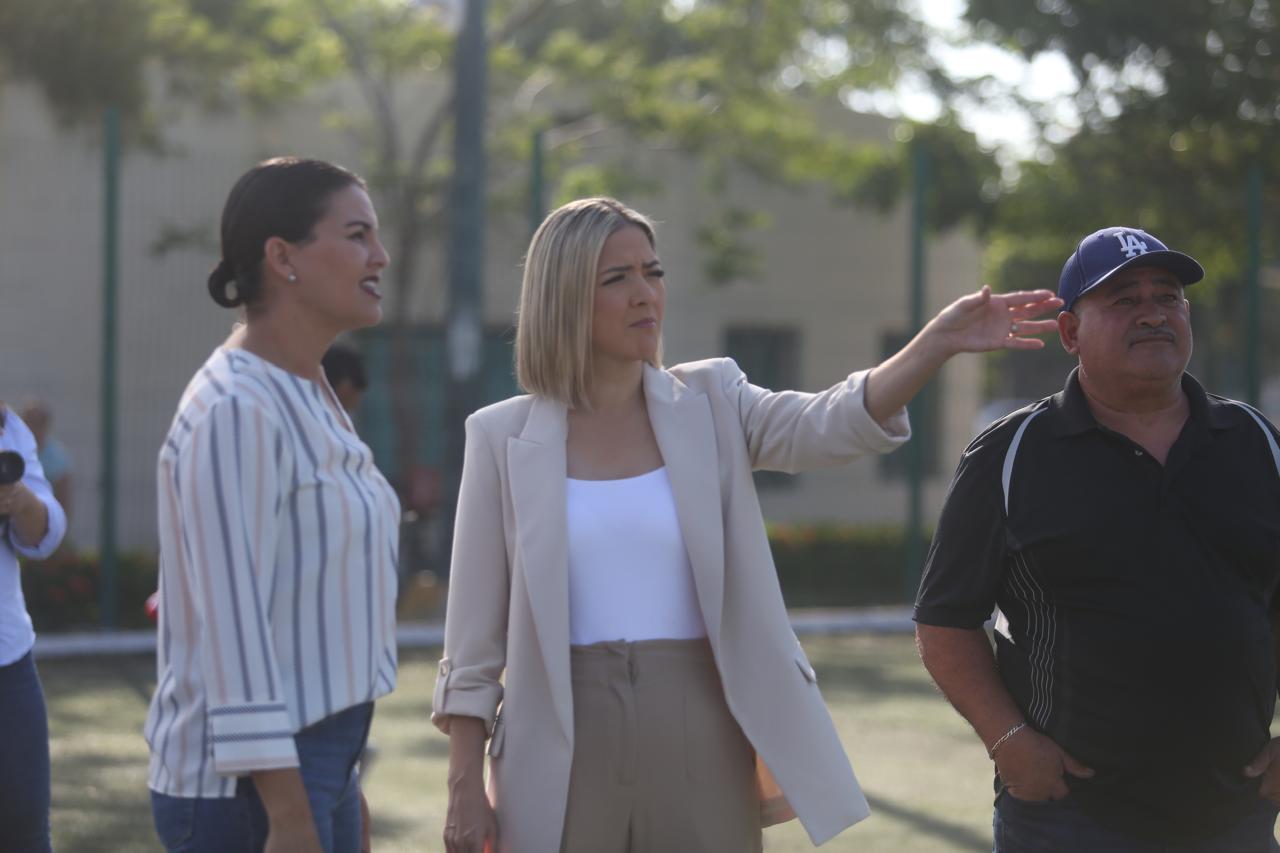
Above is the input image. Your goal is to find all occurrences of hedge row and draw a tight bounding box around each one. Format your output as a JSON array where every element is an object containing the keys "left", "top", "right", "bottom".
[
  {"left": 768, "top": 523, "right": 931, "bottom": 608},
  {"left": 24, "top": 525, "right": 930, "bottom": 631},
  {"left": 25, "top": 551, "right": 159, "bottom": 631}
]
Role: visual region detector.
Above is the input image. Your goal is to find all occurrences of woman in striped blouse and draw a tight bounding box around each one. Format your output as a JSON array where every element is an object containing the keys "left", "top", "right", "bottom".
[{"left": 145, "top": 157, "right": 401, "bottom": 853}]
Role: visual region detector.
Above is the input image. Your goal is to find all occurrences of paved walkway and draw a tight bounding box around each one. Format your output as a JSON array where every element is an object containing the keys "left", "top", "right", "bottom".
[{"left": 33, "top": 606, "right": 916, "bottom": 659}]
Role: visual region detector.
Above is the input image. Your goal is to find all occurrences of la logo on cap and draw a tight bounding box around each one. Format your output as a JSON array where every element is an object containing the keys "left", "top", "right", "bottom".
[
  {"left": 1116, "top": 231, "right": 1149, "bottom": 259},
  {"left": 1058, "top": 225, "right": 1204, "bottom": 310}
]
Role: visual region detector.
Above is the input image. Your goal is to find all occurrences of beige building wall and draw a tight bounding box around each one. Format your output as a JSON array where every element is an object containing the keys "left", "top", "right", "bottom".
[{"left": 0, "top": 79, "right": 984, "bottom": 552}]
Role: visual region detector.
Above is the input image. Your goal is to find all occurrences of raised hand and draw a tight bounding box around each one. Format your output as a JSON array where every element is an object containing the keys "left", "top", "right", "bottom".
[
  {"left": 863, "top": 285, "right": 1064, "bottom": 434},
  {"left": 931, "top": 286, "right": 1063, "bottom": 354}
]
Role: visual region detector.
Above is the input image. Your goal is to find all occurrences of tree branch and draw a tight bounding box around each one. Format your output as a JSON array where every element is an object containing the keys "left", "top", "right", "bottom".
[
  {"left": 491, "top": 0, "right": 555, "bottom": 44},
  {"left": 407, "top": 0, "right": 556, "bottom": 181},
  {"left": 313, "top": 0, "right": 401, "bottom": 169},
  {"left": 544, "top": 113, "right": 607, "bottom": 149}
]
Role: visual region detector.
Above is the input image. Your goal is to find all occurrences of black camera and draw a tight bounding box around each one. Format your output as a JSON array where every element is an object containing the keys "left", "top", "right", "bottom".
[
  {"left": 0, "top": 450, "right": 22, "bottom": 524},
  {"left": 0, "top": 450, "right": 22, "bottom": 486}
]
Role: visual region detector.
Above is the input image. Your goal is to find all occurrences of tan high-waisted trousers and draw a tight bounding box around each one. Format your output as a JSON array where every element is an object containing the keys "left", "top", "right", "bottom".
[{"left": 559, "top": 639, "right": 762, "bottom": 853}]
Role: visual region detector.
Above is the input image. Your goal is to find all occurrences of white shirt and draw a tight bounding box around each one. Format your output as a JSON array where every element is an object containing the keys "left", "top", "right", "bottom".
[
  {"left": 0, "top": 410, "right": 67, "bottom": 666},
  {"left": 145, "top": 347, "right": 401, "bottom": 797},
  {"left": 566, "top": 467, "right": 707, "bottom": 645}
]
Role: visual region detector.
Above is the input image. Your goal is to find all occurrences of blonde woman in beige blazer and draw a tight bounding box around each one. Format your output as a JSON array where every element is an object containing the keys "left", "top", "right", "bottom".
[{"left": 433, "top": 198, "right": 1061, "bottom": 853}]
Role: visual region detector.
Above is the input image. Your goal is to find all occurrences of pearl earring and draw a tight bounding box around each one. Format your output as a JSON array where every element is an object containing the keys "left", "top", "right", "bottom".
[{"left": 287, "top": 272, "right": 297, "bottom": 282}]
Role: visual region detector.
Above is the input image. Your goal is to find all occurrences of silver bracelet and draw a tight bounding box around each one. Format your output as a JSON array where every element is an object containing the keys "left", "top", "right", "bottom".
[{"left": 987, "top": 722, "right": 1028, "bottom": 759}]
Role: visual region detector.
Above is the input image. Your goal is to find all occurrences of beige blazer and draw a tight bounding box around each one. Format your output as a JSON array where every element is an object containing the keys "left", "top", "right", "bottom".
[{"left": 432, "top": 358, "right": 910, "bottom": 852}]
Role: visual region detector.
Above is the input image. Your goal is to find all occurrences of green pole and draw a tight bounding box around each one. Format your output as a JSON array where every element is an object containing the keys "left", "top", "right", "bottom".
[
  {"left": 442, "top": 0, "right": 488, "bottom": 578},
  {"left": 529, "top": 127, "right": 545, "bottom": 237},
  {"left": 904, "top": 140, "right": 927, "bottom": 599},
  {"left": 1246, "top": 163, "right": 1262, "bottom": 406},
  {"left": 100, "top": 106, "right": 120, "bottom": 629}
]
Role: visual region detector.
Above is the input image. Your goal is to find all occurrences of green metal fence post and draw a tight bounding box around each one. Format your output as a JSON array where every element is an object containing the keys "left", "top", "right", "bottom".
[
  {"left": 1246, "top": 163, "right": 1262, "bottom": 406},
  {"left": 529, "top": 126, "right": 545, "bottom": 237},
  {"left": 100, "top": 106, "right": 121, "bottom": 629},
  {"left": 442, "top": 0, "right": 488, "bottom": 577},
  {"left": 904, "top": 140, "right": 928, "bottom": 599}
]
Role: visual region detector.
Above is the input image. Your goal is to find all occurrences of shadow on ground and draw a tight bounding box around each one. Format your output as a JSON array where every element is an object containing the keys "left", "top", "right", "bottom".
[{"left": 865, "top": 792, "right": 990, "bottom": 851}]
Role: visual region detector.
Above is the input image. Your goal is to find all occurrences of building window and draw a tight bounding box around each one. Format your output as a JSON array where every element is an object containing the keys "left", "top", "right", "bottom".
[
  {"left": 878, "top": 329, "right": 941, "bottom": 479},
  {"left": 724, "top": 327, "right": 800, "bottom": 490}
]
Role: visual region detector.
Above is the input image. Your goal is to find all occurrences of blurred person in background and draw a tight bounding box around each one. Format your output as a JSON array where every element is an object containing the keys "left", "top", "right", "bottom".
[
  {"left": 433, "top": 196, "right": 1062, "bottom": 853},
  {"left": 18, "top": 399, "right": 72, "bottom": 534},
  {"left": 144, "top": 157, "right": 399, "bottom": 853},
  {"left": 0, "top": 401, "right": 68, "bottom": 853},
  {"left": 917, "top": 227, "right": 1280, "bottom": 851},
  {"left": 322, "top": 343, "right": 369, "bottom": 418}
]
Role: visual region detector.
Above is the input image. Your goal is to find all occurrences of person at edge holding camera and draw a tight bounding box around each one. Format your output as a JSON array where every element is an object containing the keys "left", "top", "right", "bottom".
[{"left": 0, "top": 401, "right": 68, "bottom": 853}]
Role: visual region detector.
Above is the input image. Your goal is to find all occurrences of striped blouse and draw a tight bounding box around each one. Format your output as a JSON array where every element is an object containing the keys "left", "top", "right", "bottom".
[{"left": 145, "top": 346, "right": 400, "bottom": 798}]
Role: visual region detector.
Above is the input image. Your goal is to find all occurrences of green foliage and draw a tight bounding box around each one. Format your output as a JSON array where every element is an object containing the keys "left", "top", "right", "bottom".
[
  {"left": 966, "top": 0, "right": 1278, "bottom": 136},
  {"left": 962, "top": 0, "right": 1280, "bottom": 224},
  {"left": 957, "top": 1, "right": 1280, "bottom": 395},
  {"left": 4, "top": 0, "right": 1003, "bottom": 279},
  {"left": 551, "top": 163, "right": 661, "bottom": 210},
  {"left": 695, "top": 206, "right": 772, "bottom": 285},
  {"left": 768, "top": 523, "right": 930, "bottom": 607},
  {"left": 851, "top": 120, "right": 1004, "bottom": 234},
  {"left": 19, "top": 526, "right": 924, "bottom": 631},
  {"left": 111, "top": 0, "right": 997, "bottom": 244},
  {"left": 0, "top": 0, "right": 151, "bottom": 123},
  {"left": 0, "top": 0, "right": 263, "bottom": 141}
]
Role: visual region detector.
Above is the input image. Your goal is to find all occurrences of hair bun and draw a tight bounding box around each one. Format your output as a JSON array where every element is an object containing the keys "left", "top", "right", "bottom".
[{"left": 207, "top": 259, "right": 243, "bottom": 308}]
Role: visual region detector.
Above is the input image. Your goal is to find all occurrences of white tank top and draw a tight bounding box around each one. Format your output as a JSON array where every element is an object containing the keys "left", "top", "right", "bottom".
[{"left": 565, "top": 467, "right": 708, "bottom": 646}]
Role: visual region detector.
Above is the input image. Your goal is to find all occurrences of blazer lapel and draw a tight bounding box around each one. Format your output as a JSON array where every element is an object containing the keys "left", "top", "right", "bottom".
[
  {"left": 506, "top": 396, "right": 574, "bottom": 743},
  {"left": 645, "top": 365, "right": 727, "bottom": 644}
]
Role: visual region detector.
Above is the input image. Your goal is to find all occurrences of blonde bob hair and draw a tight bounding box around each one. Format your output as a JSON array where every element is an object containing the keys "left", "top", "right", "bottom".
[{"left": 515, "top": 197, "right": 661, "bottom": 409}]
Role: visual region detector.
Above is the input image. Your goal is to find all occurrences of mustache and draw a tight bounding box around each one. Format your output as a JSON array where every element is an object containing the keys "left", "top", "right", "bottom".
[{"left": 1128, "top": 328, "right": 1176, "bottom": 344}]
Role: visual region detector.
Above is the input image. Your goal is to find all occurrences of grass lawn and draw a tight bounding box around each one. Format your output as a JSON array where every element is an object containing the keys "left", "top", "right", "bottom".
[{"left": 43, "top": 634, "right": 1000, "bottom": 852}]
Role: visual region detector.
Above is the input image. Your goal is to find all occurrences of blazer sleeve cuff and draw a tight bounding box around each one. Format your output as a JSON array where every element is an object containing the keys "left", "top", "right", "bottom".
[
  {"left": 431, "top": 657, "right": 502, "bottom": 735},
  {"left": 208, "top": 701, "right": 299, "bottom": 775},
  {"left": 845, "top": 369, "right": 911, "bottom": 450}
]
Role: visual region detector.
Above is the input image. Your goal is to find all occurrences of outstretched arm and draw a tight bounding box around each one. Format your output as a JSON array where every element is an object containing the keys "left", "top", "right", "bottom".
[{"left": 864, "top": 287, "right": 1061, "bottom": 424}]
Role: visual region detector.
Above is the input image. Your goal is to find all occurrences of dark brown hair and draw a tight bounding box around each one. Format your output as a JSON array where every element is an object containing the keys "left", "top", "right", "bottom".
[{"left": 207, "top": 157, "right": 365, "bottom": 308}]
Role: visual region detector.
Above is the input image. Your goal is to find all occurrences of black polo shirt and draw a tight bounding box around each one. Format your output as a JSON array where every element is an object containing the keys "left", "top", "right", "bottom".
[{"left": 915, "top": 368, "right": 1280, "bottom": 843}]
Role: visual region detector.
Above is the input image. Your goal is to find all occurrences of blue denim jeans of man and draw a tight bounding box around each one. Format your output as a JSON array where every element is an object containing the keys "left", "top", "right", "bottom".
[
  {"left": 0, "top": 651, "right": 52, "bottom": 853},
  {"left": 994, "top": 790, "right": 1280, "bottom": 853},
  {"left": 151, "top": 701, "right": 373, "bottom": 853}
]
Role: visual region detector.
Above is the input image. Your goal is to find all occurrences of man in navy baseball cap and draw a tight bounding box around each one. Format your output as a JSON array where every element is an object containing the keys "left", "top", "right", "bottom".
[
  {"left": 1057, "top": 226, "right": 1204, "bottom": 311},
  {"left": 917, "top": 225, "right": 1280, "bottom": 851}
]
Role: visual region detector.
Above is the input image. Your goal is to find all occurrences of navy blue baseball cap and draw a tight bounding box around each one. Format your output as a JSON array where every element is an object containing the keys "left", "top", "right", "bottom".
[{"left": 1058, "top": 226, "right": 1204, "bottom": 311}]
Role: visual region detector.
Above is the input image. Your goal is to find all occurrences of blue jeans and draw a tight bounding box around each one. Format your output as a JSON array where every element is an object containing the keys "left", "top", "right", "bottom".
[
  {"left": 994, "top": 790, "right": 1280, "bottom": 852},
  {"left": 0, "top": 651, "right": 51, "bottom": 853},
  {"left": 151, "top": 701, "right": 373, "bottom": 853}
]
